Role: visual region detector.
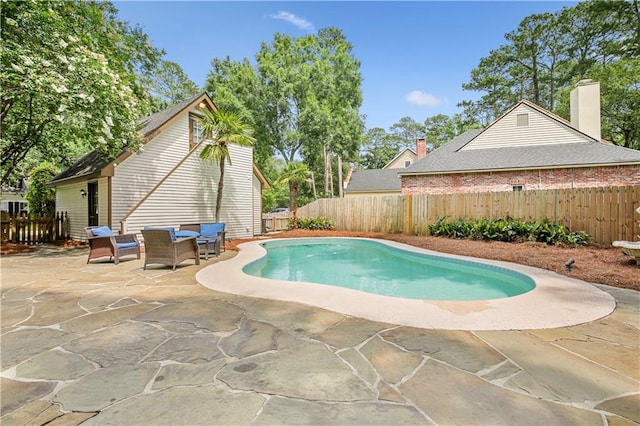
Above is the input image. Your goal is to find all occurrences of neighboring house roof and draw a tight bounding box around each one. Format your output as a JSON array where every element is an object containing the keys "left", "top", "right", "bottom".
[
  {"left": 344, "top": 169, "right": 402, "bottom": 193},
  {"left": 383, "top": 147, "right": 416, "bottom": 169},
  {"left": 400, "top": 101, "right": 640, "bottom": 177},
  {"left": 50, "top": 93, "right": 213, "bottom": 185}
]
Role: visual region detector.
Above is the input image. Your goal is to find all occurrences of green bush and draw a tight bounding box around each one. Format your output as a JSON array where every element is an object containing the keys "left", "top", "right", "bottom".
[
  {"left": 427, "top": 216, "right": 592, "bottom": 246},
  {"left": 290, "top": 217, "right": 335, "bottom": 230}
]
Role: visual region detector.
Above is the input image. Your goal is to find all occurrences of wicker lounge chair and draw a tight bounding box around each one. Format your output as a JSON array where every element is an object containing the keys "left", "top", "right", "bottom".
[
  {"left": 84, "top": 226, "right": 141, "bottom": 265},
  {"left": 141, "top": 229, "right": 200, "bottom": 271},
  {"left": 178, "top": 223, "right": 225, "bottom": 259}
]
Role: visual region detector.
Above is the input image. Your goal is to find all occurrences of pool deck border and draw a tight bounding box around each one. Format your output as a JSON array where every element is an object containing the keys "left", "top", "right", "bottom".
[{"left": 196, "top": 237, "right": 616, "bottom": 330}]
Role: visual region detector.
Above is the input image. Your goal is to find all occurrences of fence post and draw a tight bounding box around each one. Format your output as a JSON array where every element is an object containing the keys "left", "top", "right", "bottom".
[{"left": 404, "top": 195, "right": 413, "bottom": 235}]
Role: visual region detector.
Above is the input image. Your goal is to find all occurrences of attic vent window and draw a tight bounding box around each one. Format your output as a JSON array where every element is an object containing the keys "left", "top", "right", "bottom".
[
  {"left": 516, "top": 114, "right": 529, "bottom": 127},
  {"left": 189, "top": 113, "right": 204, "bottom": 149},
  {"left": 404, "top": 160, "right": 411, "bottom": 168}
]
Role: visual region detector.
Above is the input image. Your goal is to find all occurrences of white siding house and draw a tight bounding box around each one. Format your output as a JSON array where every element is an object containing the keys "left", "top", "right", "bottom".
[{"left": 50, "top": 93, "right": 268, "bottom": 241}]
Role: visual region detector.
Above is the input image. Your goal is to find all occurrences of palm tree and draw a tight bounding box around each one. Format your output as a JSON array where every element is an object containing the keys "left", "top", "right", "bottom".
[
  {"left": 275, "top": 162, "right": 311, "bottom": 228},
  {"left": 198, "top": 108, "right": 255, "bottom": 222}
]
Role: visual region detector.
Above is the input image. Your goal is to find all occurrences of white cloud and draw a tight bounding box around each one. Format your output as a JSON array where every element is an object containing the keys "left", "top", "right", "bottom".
[
  {"left": 269, "top": 11, "right": 314, "bottom": 31},
  {"left": 405, "top": 90, "right": 446, "bottom": 107}
]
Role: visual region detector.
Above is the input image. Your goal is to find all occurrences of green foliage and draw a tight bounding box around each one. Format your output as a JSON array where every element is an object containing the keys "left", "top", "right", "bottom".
[
  {"left": 198, "top": 108, "right": 255, "bottom": 222},
  {"left": 142, "top": 60, "right": 200, "bottom": 113},
  {"left": 25, "top": 162, "right": 59, "bottom": 216},
  {"left": 460, "top": 1, "right": 640, "bottom": 149},
  {"left": 427, "top": 216, "right": 592, "bottom": 246},
  {"left": 290, "top": 217, "right": 335, "bottom": 231},
  {"left": 1, "top": 0, "right": 163, "bottom": 184}
]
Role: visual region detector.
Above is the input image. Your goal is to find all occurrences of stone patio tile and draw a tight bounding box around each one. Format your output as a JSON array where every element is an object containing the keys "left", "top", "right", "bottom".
[
  {"left": 131, "top": 285, "right": 217, "bottom": 303},
  {"left": 0, "top": 378, "right": 56, "bottom": 416},
  {"left": 1, "top": 280, "right": 65, "bottom": 300},
  {"left": 0, "top": 400, "right": 63, "bottom": 426},
  {"left": 76, "top": 286, "right": 149, "bottom": 311},
  {"left": 0, "top": 300, "right": 31, "bottom": 329},
  {"left": 135, "top": 300, "right": 243, "bottom": 332},
  {"left": 219, "top": 318, "right": 300, "bottom": 358},
  {"left": 377, "top": 382, "right": 405, "bottom": 403},
  {"left": 596, "top": 394, "right": 640, "bottom": 423},
  {"left": 218, "top": 342, "right": 375, "bottom": 401},
  {"left": 62, "top": 322, "right": 170, "bottom": 367},
  {"left": 1, "top": 328, "right": 75, "bottom": 370},
  {"left": 255, "top": 396, "right": 429, "bottom": 425},
  {"left": 338, "top": 348, "right": 378, "bottom": 386},
  {"left": 54, "top": 363, "right": 160, "bottom": 411},
  {"left": 21, "top": 294, "right": 87, "bottom": 326},
  {"left": 238, "top": 296, "right": 346, "bottom": 335},
  {"left": 480, "top": 360, "right": 521, "bottom": 382},
  {"left": 82, "top": 385, "right": 265, "bottom": 426},
  {"left": 151, "top": 360, "right": 224, "bottom": 390},
  {"left": 400, "top": 359, "right": 602, "bottom": 425},
  {"left": 60, "top": 303, "right": 158, "bottom": 334},
  {"left": 16, "top": 349, "right": 96, "bottom": 380},
  {"left": 477, "top": 330, "right": 640, "bottom": 404},
  {"left": 46, "top": 412, "right": 97, "bottom": 425},
  {"left": 359, "top": 336, "right": 423, "bottom": 384},
  {"left": 314, "top": 317, "right": 394, "bottom": 348},
  {"left": 382, "top": 327, "right": 505, "bottom": 373},
  {"left": 144, "top": 333, "right": 223, "bottom": 364}
]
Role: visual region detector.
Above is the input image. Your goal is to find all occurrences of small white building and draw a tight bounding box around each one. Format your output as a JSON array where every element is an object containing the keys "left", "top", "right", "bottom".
[{"left": 50, "top": 93, "right": 268, "bottom": 241}]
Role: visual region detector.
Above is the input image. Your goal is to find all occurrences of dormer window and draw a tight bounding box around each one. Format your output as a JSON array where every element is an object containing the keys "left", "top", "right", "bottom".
[
  {"left": 516, "top": 114, "right": 529, "bottom": 127},
  {"left": 189, "top": 113, "right": 204, "bottom": 149}
]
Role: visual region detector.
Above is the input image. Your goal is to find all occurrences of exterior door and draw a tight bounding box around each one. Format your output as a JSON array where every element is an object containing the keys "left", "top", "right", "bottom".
[{"left": 88, "top": 182, "right": 98, "bottom": 226}]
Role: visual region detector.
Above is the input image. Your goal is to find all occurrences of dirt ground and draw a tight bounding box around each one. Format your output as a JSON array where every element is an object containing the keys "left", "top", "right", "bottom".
[{"left": 3, "top": 230, "right": 638, "bottom": 291}]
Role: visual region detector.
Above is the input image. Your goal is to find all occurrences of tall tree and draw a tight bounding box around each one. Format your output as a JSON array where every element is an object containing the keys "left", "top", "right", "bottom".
[
  {"left": 359, "top": 127, "right": 400, "bottom": 169},
  {"left": 387, "top": 117, "right": 426, "bottom": 151},
  {"left": 275, "top": 162, "right": 311, "bottom": 228},
  {"left": 1, "top": 0, "right": 162, "bottom": 185},
  {"left": 25, "top": 162, "right": 59, "bottom": 216},
  {"left": 424, "top": 114, "right": 481, "bottom": 148},
  {"left": 461, "top": 1, "right": 639, "bottom": 148},
  {"left": 198, "top": 109, "right": 256, "bottom": 222},
  {"left": 143, "top": 60, "right": 200, "bottom": 113},
  {"left": 205, "top": 28, "right": 364, "bottom": 196}
]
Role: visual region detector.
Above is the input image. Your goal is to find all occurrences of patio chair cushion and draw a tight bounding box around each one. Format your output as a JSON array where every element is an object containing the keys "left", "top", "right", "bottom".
[
  {"left": 175, "top": 230, "right": 200, "bottom": 238},
  {"left": 91, "top": 226, "right": 114, "bottom": 237},
  {"left": 116, "top": 242, "right": 139, "bottom": 249},
  {"left": 201, "top": 223, "right": 224, "bottom": 238},
  {"left": 143, "top": 226, "right": 176, "bottom": 241}
]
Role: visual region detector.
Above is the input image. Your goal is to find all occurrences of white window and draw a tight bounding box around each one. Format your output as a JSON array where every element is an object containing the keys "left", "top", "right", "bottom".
[
  {"left": 189, "top": 114, "right": 204, "bottom": 149},
  {"left": 404, "top": 160, "right": 411, "bottom": 168}
]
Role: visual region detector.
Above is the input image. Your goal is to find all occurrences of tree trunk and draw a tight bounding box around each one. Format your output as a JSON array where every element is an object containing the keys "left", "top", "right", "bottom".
[
  {"left": 215, "top": 158, "right": 225, "bottom": 222},
  {"left": 337, "top": 155, "right": 343, "bottom": 198},
  {"left": 310, "top": 172, "right": 317, "bottom": 200},
  {"left": 291, "top": 182, "right": 298, "bottom": 228},
  {"left": 323, "top": 145, "right": 329, "bottom": 196},
  {"left": 328, "top": 154, "right": 334, "bottom": 197}
]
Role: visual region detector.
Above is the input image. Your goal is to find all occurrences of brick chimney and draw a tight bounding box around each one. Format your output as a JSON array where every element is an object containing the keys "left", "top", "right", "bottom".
[
  {"left": 416, "top": 138, "right": 427, "bottom": 159},
  {"left": 570, "top": 79, "right": 601, "bottom": 141}
]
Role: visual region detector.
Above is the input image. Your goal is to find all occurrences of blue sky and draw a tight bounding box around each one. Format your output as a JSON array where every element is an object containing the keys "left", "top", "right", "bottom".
[{"left": 115, "top": 1, "right": 576, "bottom": 131}]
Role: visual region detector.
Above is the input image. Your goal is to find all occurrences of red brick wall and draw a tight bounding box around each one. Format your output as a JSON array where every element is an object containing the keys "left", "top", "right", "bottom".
[{"left": 401, "top": 165, "right": 640, "bottom": 195}]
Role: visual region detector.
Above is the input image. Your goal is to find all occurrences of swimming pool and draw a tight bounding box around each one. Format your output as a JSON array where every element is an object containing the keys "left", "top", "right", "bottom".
[
  {"left": 243, "top": 238, "right": 535, "bottom": 301},
  {"left": 196, "top": 237, "right": 616, "bottom": 330}
]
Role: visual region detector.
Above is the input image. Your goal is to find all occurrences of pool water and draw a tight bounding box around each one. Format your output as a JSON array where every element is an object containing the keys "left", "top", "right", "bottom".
[{"left": 242, "top": 238, "right": 535, "bottom": 301}]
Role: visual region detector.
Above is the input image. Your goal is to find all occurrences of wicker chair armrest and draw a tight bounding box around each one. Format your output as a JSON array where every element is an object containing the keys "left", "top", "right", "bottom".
[
  {"left": 87, "top": 235, "right": 116, "bottom": 249},
  {"left": 174, "top": 237, "right": 198, "bottom": 255}
]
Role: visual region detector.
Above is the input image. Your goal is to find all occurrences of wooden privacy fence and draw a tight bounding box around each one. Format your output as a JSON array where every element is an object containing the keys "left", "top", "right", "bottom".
[
  {"left": 1, "top": 212, "right": 69, "bottom": 244},
  {"left": 297, "top": 186, "right": 640, "bottom": 244}
]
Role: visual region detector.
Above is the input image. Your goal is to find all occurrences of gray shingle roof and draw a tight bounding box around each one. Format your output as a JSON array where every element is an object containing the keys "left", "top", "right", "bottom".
[
  {"left": 50, "top": 93, "right": 207, "bottom": 184},
  {"left": 345, "top": 169, "right": 402, "bottom": 193},
  {"left": 399, "top": 129, "right": 640, "bottom": 176}
]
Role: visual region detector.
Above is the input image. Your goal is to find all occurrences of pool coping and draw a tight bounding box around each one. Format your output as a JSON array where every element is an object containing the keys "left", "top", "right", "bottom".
[{"left": 196, "top": 237, "right": 616, "bottom": 330}]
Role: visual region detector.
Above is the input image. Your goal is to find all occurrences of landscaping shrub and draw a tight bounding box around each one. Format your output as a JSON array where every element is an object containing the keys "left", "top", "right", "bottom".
[
  {"left": 290, "top": 217, "right": 335, "bottom": 230},
  {"left": 427, "top": 216, "right": 592, "bottom": 246}
]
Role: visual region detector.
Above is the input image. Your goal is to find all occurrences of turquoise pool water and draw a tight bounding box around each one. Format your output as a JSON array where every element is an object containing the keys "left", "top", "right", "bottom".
[{"left": 242, "top": 238, "right": 535, "bottom": 301}]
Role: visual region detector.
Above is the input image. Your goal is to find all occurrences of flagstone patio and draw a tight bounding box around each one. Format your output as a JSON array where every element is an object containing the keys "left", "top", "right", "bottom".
[{"left": 1, "top": 245, "right": 638, "bottom": 425}]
